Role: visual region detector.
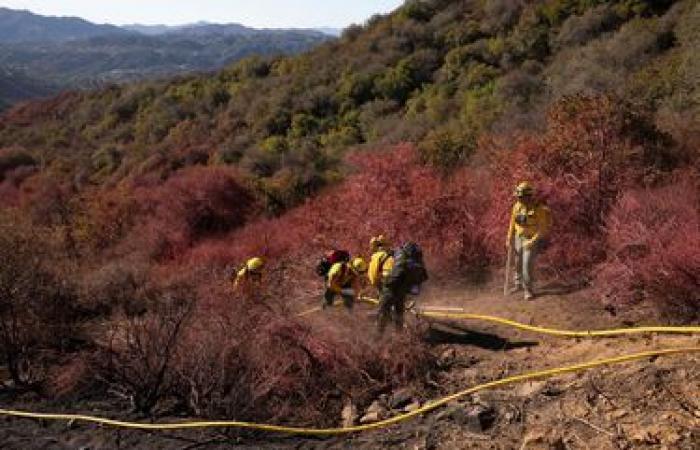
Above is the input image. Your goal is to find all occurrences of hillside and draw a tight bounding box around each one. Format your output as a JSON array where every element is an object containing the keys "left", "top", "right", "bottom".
[
  {"left": 0, "top": 68, "right": 57, "bottom": 110},
  {"left": 1, "top": 0, "right": 696, "bottom": 208},
  {"left": 0, "top": 1, "right": 697, "bottom": 448},
  {"left": 0, "top": 285, "right": 698, "bottom": 449}
]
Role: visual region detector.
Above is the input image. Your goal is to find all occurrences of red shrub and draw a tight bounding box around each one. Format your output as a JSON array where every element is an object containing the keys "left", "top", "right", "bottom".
[
  {"left": 0, "top": 177, "right": 22, "bottom": 209},
  {"left": 118, "top": 166, "right": 260, "bottom": 261},
  {"left": 169, "top": 276, "right": 434, "bottom": 425},
  {"left": 101, "top": 299, "right": 193, "bottom": 414},
  {"left": 596, "top": 176, "right": 700, "bottom": 320},
  {"left": 74, "top": 185, "right": 140, "bottom": 253},
  {"left": 184, "top": 144, "right": 496, "bottom": 296},
  {"left": 0, "top": 212, "right": 80, "bottom": 388},
  {"left": 184, "top": 94, "right": 680, "bottom": 294},
  {"left": 0, "top": 165, "right": 38, "bottom": 209},
  {"left": 0, "top": 92, "right": 80, "bottom": 127},
  {"left": 45, "top": 354, "right": 97, "bottom": 400},
  {"left": 480, "top": 95, "right": 679, "bottom": 281}
]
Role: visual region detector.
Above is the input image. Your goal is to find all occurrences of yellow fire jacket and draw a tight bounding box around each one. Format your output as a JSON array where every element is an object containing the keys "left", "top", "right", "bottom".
[
  {"left": 233, "top": 267, "right": 262, "bottom": 296},
  {"left": 368, "top": 250, "right": 394, "bottom": 288},
  {"left": 327, "top": 262, "right": 358, "bottom": 293},
  {"left": 233, "top": 267, "right": 248, "bottom": 288},
  {"left": 507, "top": 201, "right": 552, "bottom": 246}
]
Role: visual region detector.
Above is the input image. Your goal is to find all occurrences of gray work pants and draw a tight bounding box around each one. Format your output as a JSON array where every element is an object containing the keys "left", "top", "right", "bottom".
[
  {"left": 323, "top": 287, "right": 354, "bottom": 310},
  {"left": 377, "top": 290, "right": 405, "bottom": 334},
  {"left": 513, "top": 235, "right": 539, "bottom": 293}
]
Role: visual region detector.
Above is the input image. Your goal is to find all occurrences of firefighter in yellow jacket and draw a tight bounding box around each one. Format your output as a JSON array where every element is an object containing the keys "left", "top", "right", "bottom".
[
  {"left": 368, "top": 235, "right": 394, "bottom": 292},
  {"left": 233, "top": 257, "right": 265, "bottom": 296},
  {"left": 506, "top": 182, "right": 552, "bottom": 300},
  {"left": 324, "top": 257, "right": 368, "bottom": 310}
]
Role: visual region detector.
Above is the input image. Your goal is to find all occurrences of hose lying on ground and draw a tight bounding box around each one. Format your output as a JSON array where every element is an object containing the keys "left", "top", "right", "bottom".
[
  {"left": 342, "top": 296, "right": 700, "bottom": 338},
  {"left": 0, "top": 347, "right": 698, "bottom": 435}
]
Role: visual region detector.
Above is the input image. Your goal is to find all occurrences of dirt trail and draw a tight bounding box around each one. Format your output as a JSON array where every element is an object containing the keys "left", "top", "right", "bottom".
[
  {"left": 0, "top": 284, "right": 698, "bottom": 449},
  {"left": 337, "top": 284, "right": 700, "bottom": 449}
]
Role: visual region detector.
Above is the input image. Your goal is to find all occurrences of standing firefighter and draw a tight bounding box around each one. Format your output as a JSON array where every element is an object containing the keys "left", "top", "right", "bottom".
[
  {"left": 378, "top": 242, "right": 428, "bottom": 333},
  {"left": 506, "top": 182, "right": 552, "bottom": 300},
  {"left": 233, "top": 257, "right": 265, "bottom": 296},
  {"left": 324, "top": 257, "right": 368, "bottom": 310},
  {"left": 368, "top": 235, "right": 393, "bottom": 293}
]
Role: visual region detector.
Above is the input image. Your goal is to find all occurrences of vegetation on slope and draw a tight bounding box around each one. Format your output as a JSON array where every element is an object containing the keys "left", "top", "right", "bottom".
[
  {"left": 0, "top": 0, "right": 697, "bottom": 429},
  {"left": 1, "top": 0, "right": 697, "bottom": 211},
  {"left": 0, "top": 68, "right": 57, "bottom": 110}
]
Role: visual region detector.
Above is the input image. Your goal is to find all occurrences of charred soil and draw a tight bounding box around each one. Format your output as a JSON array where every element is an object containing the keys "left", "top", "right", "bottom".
[{"left": 0, "top": 284, "right": 698, "bottom": 450}]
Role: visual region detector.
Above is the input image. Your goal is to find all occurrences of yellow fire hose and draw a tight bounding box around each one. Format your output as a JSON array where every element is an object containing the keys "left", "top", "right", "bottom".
[
  {"left": 0, "top": 347, "right": 698, "bottom": 434},
  {"left": 301, "top": 296, "right": 700, "bottom": 338},
  {"left": 417, "top": 311, "right": 700, "bottom": 337}
]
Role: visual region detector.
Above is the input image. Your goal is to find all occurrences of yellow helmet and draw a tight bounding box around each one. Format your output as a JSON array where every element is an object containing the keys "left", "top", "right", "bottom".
[
  {"left": 246, "top": 257, "right": 265, "bottom": 273},
  {"left": 515, "top": 181, "right": 534, "bottom": 198},
  {"left": 351, "top": 257, "right": 368, "bottom": 274},
  {"left": 370, "top": 234, "right": 388, "bottom": 252}
]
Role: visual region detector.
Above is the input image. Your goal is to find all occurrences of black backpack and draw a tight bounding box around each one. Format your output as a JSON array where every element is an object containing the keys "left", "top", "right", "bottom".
[
  {"left": 395, "top": 242, "right": 428, "bottom": 287},
  {"left": 315, "top": 249, "right": 350, "bottom": 277}
]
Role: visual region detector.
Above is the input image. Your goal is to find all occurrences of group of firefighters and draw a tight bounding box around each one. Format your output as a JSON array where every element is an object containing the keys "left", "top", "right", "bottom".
[{"left": 234, "top": 181, "right": 552, "bottom": 331}]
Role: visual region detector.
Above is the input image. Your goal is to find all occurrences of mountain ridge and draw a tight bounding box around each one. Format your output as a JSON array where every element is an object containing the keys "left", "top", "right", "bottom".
[
  {"left": 0, "top": 7, "right": 334, "bottom": 108},
  {"left": 0, "top": 7, "right": 131, "bottom": 43},
  {"left": 122, "top": 22, "right": 339, "bottom": 37}
]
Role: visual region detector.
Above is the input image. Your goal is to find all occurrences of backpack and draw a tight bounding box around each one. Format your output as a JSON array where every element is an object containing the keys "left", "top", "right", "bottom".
[
  {"left": 395, "top": 242, "right": 428, "bottom": 287},
  {"left": 315, "top": 249, "right": 350, "bottom": 277}
]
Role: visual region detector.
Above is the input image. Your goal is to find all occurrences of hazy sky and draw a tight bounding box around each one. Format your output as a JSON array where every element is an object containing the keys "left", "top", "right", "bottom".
[{"left": 0, "top": 0, "right": 405, "bottom": 28}]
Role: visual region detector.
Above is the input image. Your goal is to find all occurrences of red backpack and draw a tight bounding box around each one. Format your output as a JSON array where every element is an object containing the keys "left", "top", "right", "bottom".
[{"left": 316, "top": 249, "right": 351, "bottom": 277}]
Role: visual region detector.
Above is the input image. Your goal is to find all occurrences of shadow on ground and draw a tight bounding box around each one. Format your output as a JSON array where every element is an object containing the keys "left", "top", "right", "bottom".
[
  {"left": 535, "top": 280, "right": 586, "bottom": 297},
  {"left": 426, "top": 322, "right": 538, "bottom": 351}
]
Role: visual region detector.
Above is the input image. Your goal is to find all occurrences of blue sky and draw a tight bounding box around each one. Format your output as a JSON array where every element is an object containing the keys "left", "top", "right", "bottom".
[{"left": 0, "top": 0, "right": 405, "bottom": 28}]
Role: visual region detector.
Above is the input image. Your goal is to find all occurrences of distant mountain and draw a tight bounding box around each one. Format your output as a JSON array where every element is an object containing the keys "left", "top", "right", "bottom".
[
  {"left": 123, "top": 22, "right": 337, "bottom": 38},
  {"left": 0, "top": 7, "right": 131, "bottom": 43},
  {"left": 0, "top": 31, "right": 331, "bottom": 85},
  {"left": 314, "top": 27, "right": 343, "bottom": 37},
  {"left": 124, "top": 22, "right": 256, "bottom": 37},
  {"left": 121, "top": 24, "right": 175, "bottom": 36},
  {"left": 0, "top": 68, "right": 56, "bottom": 110},
  {"left": 0, "top": 8, "right": 334, "bottom": 109}
]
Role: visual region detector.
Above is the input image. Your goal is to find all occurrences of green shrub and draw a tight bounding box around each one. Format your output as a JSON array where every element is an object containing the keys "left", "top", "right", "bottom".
[
  {"left": 91, "top": 146, "right": 123, "bottom": 176},
  {"left": 320, "top": 126, "right": 363, "bottom": 148},
  {"left": 338, "top": 71, "right": 378, "bottom": 107},
  {"left": 483, "top": 0, "right": 525, "bottom": 32},
  {"left": 460, "top": 81, "right": 502, "bottom": 133},
  {"left": 289, "top": 114, "right": 320, "bottom": 138},
  {"left": 419, "top": 123, "right": 476, "bottom": 171},
  {"left": 463, "top": 63, "right": 502, "bottom": 89},
  {"left": 406, "top": 83, "right": 457, "bottom": 123},
  {"left": 0, "top": 149, "right": 36, "bottom": 181},
  {"left": 555, "top": 5, "right": 622, "bottom": 48},
  {"left": 400, "top": 0, "right": 435, "bottom": 22},
  {"left": 442, "top": 20, "right": 484, "bottom": 47}
]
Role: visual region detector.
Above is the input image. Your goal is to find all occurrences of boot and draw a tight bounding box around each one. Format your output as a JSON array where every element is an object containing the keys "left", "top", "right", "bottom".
[{"left": 508, "top": 284, "right": 523, "bottom": 295}]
